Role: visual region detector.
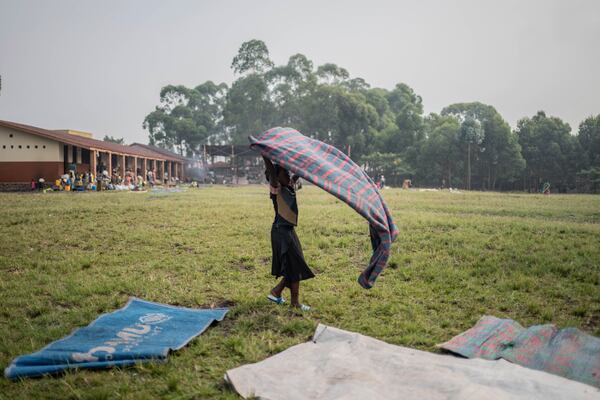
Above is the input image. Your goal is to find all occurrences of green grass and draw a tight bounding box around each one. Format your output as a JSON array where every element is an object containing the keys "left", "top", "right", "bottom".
[{"left": 1, "top": 186, "right": 599, "bottom": 399}]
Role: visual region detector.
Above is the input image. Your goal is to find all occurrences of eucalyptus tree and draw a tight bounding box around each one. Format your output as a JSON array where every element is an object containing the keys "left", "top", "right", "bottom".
[
  {"left": 266, "top": 53, "right": 317, "bottom": 128},
  {"left": 577, "top": 114, "right": 600, "bottom": 192},
  {"left": 231, "top": 39, "right": 274, "bottom": 75},
  {"left": 442, "top": 102, "right": 524, "bottom": 190},
  {"left": 223, "top": 40, "right": 276, "bottom": 143},
  {"left": 144, "top": 82, "right": 227, "bottom": 155},
  {"left": 578, "top": 114, "right": 600, "bottom": 168},
  {"left": 417, "top": 113, "right": 463, "bottom": 187},
  {"left": 459, "top": 116, "right": 484, "bottom": 190},
  {"left": 383, "top": 83, "right": 425, "bottom": 155}
]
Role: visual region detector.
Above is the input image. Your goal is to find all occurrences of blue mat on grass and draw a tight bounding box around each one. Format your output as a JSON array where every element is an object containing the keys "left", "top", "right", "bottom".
[{"left": 5, "top": 298, "right": 228, "bottom": 379}]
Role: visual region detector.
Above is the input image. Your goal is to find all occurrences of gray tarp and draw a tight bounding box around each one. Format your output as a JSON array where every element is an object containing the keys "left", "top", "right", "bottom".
[{"left": 225, "top": 324, "right": 599, "bottom": 400}]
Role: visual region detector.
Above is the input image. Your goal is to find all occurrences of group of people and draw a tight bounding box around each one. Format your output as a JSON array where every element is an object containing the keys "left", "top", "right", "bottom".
[
  {"left": 98, "top": 169, "right": 145, "bottom": 191},
  {"left": 31, "top": 167, "right": 179, "bottom": 193},
  {"left": 30, "top": 172, "right": 97, "bottom": 192}
]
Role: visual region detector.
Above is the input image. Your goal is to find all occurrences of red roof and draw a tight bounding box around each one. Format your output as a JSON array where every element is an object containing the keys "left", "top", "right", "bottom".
[
  {"left": 0, "top": 119, "right": 182, "bottom": 161},
  {"left": 130, "top": 143, "right": 188, "bottom": 162}
]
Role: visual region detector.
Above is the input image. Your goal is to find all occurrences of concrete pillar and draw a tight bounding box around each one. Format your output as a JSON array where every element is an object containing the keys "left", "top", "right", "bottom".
[
  {"left": 107, "top": 152, "right": 112, "bottom": 175},
  {"left": 143, "top": 158, "right": 147, "bottom": 178},
  {"left": 161, "top": 160, "right": 165, "bottom": 183},
  {"left": 67, "top": 145, "right": 73, "bottom": 163},
  {"left": 169, "top": 161, "right": 173, "bottom": 183},
  {"left": 121, "top": 155, "right": 126, "bottom": 174},
  {"left": 76, "top": 147, "right": 82, "bottom": 164},
  {"left": 98, "top": 152, "right": 106, "bottom": 172},
  {"left": 90, "top": 150, "right": 97, "bottom": 176},
  {"left": 133, "top": 156, "right": 138, "bottom": 176}
]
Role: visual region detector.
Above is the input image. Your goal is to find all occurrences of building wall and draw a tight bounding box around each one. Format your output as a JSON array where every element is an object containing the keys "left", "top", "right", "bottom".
[
  {"left": 0, "top": 126, "right": 64, "bottom": 182},
  {"left": 0, "top": 162, "right": 63, "bottom": 183},
  {"left": 0, "top": 126, "right": 63, "bottom": 162}
]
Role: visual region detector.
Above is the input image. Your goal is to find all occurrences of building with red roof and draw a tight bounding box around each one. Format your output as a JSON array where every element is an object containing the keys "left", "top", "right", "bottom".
[{"left": 0, "top": 119, "right": 185, "bottom": 189}]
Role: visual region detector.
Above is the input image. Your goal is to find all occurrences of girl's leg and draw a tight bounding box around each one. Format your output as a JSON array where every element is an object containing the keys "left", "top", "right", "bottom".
[
  {"left": 271, "top": 278, "right": 286, "bottom": 298},
  {"left": 289, "top": 281, "right": 300, "bottom": 307}
]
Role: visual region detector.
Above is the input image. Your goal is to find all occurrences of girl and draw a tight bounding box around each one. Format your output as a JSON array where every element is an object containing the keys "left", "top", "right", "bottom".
[{"left": 263, "top": 156, "right": 313, "bottom": 311}]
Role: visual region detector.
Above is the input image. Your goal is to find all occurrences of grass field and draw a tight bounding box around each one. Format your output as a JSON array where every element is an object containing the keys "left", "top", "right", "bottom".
[{"left": 1, "top": 186, "right": 599, "bottom": 399}]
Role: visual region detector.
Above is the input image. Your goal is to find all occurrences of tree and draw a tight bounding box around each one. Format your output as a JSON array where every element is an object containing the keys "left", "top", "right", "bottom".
[
  {"left": 224, "top": 40, "right": 281, "bottom": 143},
  {"left": 144, "top": 81, "right": 227, "bottom": 155},
  {"left": 103, "top": 135, "right": 125, "bottom": 144},
  {"left": 188, "top": 81, "right": 228, "bottom": 145},
  {"left": 144, "top": 39, "right": 596, "bottom": 192},
  {"left": 266, "top": 53, "right": 317, "bottom": 128},
  {"left": 460, "top": 116, "right": 484, "bottom": 190},
  {"left": 417, "top": 114, "right": 462, "bottom": 187},
  {"left": 316, "top": 63, "right": 349, "bottom": 85},
  {"left": 578, "top": 114, "right": 600, "bottom": 168},
  {"left": 576, "top": 115, "right": 600, "bottom": 193},
  {"left": 516, "top": 111, "right": 580, "bottom": 192},
  {"left": 223, "top": 74, "right": 275, "bottom": 144},
  {"left": 299, "top": 84, "right": 378, "bottom": 160},
  {"left": 576, "top": 167, "right": 600, "bottom": 193},
  {"left": 231, "top": 39, "right": 274, "bottom": 75},
  {"left": 384, "top": 83, "right": 424, "bottom": 151},
  {"left": 442, "top": 102, "right": 524, "bottom": 190}
]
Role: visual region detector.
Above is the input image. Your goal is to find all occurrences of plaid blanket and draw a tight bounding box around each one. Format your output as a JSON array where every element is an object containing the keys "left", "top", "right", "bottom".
[
  {"left": 439, "top": 316, "right": 600, "bottom": 388},
  {"left": 249, "top": 127, "right": 398, "bottom": 289}
]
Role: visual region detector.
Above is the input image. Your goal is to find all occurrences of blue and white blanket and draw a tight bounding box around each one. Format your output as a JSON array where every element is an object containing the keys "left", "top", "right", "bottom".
[{"left": 5, "top": 298, "right": 228, "bottom": 379}]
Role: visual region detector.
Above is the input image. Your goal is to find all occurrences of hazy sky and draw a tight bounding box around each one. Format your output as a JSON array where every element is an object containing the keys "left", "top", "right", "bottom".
[{"left": 1, "top": 0, "right": 599, "bottom": 144}]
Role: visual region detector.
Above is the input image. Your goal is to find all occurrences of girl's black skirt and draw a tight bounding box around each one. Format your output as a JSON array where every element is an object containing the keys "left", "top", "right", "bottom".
[{"left": 271, "top": 224, "right": 315, "bottom": 283}]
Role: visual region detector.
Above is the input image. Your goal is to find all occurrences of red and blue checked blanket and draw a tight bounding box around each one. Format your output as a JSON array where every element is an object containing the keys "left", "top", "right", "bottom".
[{"left": 250, "top": 127, "right": 398, "bottom": 289}]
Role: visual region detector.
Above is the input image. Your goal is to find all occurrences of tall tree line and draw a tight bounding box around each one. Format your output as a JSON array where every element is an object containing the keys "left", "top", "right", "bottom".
[{"left": 144, "top": 40, "right": 600, "bottom": 192}]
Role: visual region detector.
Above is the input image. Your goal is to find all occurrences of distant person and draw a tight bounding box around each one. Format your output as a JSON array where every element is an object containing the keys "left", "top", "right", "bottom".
[
  {"left": 543, "top": 182, "right": 551, "bottom": 195},
  {"left": 263, "top": 156, "right": 313, "bottom": 311},
  {"left": 380, "top": 175, "right": 386, "bottom": 189},
  {"left": 75, "top": 175, "right": 84, "bottom": 191},
  {"left": 147, "top": 170, "right": 154, "bottom": 187}
]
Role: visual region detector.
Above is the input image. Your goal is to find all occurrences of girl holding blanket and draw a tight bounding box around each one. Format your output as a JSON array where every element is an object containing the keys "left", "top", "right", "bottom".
[{"left": 263, "top": 156, "right": 313, "bottom": 311}]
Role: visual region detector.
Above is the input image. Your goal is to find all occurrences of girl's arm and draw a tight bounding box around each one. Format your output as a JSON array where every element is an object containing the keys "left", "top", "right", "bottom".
[{"left": 263, "top": 156, "right": 279, "bottom": 188}]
